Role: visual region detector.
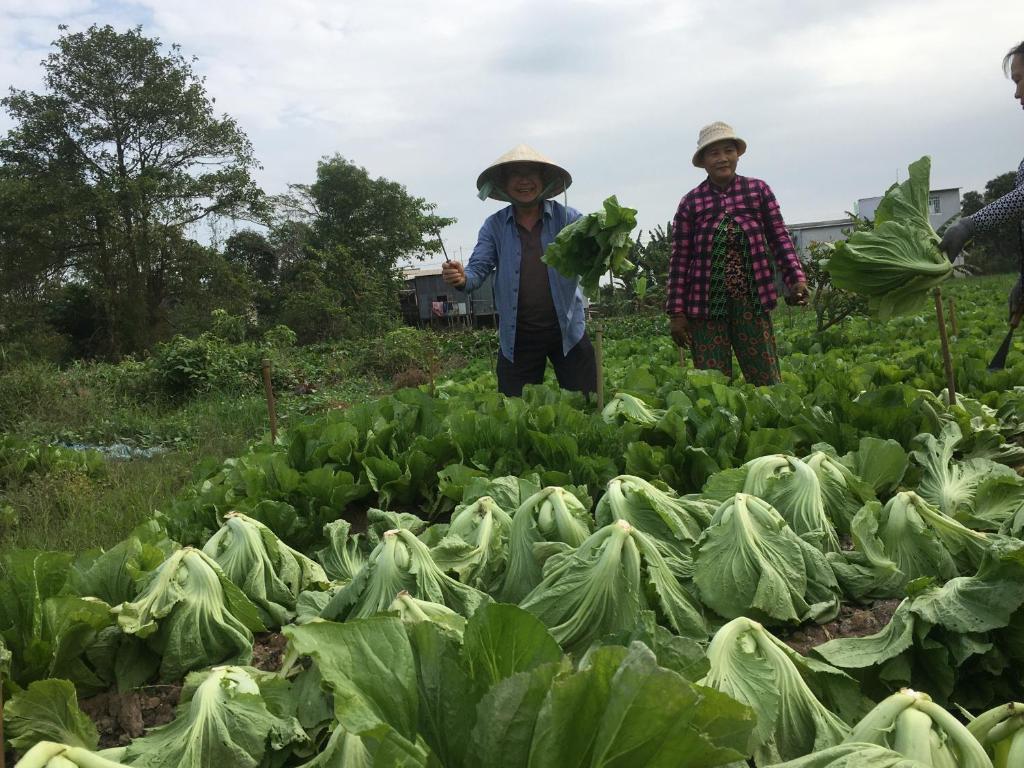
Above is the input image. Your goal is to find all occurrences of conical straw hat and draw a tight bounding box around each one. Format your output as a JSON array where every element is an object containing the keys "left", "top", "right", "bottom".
[{"left": 476, "top": 144, "right": 572, "bottom": 201}]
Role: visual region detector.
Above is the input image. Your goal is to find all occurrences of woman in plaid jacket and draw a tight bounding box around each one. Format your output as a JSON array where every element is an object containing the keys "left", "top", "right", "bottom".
[{"left": 667, "top": 122, "right": 808, "bottom": 386}]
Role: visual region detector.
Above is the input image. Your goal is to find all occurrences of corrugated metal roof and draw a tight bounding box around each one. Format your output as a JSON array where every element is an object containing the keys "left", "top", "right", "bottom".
[
  {"left": 788, "top": 218, "right": 855, "bottom": 230},
  {"left": 401, "top": 266, "right": 445, "bottom": 278}
]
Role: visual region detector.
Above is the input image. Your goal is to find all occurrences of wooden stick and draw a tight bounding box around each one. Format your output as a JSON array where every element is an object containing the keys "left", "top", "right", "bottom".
[
  {"left": 933, "top": 288, "right": 957, "bottom": 406},
  {"left": 679, "top": 346, "right": 687, "bottom": 368},
  {"left": 1, "top": 676, "right": 5, "bottom": 768},
  {"left": 594, "top": 328, "right": 605, "bottom": 410},
  {"left": 261, "top": 358, "right": 278, "bottom": 444},
  {"left": 948, "top": 297, "right": 958, "bottom": 336}
]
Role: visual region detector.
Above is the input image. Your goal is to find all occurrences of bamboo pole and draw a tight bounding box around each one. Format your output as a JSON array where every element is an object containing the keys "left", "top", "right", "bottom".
[
  {"left": 933, "top": 288, "right": 957, "bottom": 406},
  {"left": 948, "top": 297, "right": 958, "bottom": 336},
  {"left": 1, "top": 676, "right": 5, "bottom": 768},
  {"left": 261, "top": 358, "right": 278, "bottom": 444}
]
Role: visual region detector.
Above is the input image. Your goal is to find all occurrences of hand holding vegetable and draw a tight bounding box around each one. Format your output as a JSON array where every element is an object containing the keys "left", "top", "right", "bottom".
[
  {"left": 669, "top": 315, "right": 691, "bottom": 348},
  {"left": 939, "top": 217, "right": 975, "bottom": 261},
  {"left": 785, "top": 281, "right": 809, "bottom": 306}
]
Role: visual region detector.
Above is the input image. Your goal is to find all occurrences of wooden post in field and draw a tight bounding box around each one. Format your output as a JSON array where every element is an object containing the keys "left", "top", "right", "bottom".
[
  {"left": 1, "top": 676, "right": 5, "bottom": 768},
  {"left": 948, "top": 297, "right": 959, "bottom": 336},
  {"left": 594, "top": 326, "right": 605, "bottom": 411},
  {"left": 933, "top": 288, "right": 957, "bottom": 406},
  {"left": 679, "top": 346, "right": 686, "bottom": 369},
  {"left": 261, "top": 358, "right": 278, "bottom": 444}
]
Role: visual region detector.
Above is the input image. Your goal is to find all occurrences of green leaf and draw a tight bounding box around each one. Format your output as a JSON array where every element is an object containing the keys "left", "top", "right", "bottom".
[
  {"left": 123, "top": 666, "right": 306, "bottom": 768},
  {"left": 542, "top": 196, "right": 638, "bottom": 299},
  {"left": 3, "top": 678, "right": 99, "bottom": 751},
  {"left": 283, "top": 616, "right": 418, "bottom": 740},
  {"left": 462, "top": 603, "right": 562, "bottom": 688}
]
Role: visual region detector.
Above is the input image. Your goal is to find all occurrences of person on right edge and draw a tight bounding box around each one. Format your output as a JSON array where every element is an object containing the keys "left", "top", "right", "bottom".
[{"left": 940, "top": 39, "right": 1024, "bottom": 323}]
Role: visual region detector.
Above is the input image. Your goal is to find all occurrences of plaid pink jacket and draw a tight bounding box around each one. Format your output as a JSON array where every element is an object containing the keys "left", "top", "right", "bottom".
[{"left": 666, "top": 175, "right": 806, "bottom": 318}]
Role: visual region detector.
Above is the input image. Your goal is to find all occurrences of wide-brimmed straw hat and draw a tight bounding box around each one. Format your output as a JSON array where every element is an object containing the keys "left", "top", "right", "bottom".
[
  {"left": 692, "top": 121, "right": 747, "bottom": 168},
  {"left": 476, "top": 144, "right": 572, "bottom": 201}
]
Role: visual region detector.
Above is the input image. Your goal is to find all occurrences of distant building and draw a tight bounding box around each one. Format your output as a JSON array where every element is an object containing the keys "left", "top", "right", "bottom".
[
  {"left": 856, "top": 187, "right": 961, "bottom": 232},
  {"left": 787, "top": 218, "right": 855, "bottom": 257},
  {"left": 400, "top": 266, "right": 497, "bottom": 326},
  {"left": 787, "top": 187, "right": 962, "bottom": 260}
]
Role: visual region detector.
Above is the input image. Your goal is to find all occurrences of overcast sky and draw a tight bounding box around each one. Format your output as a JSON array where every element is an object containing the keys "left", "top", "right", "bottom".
[{"left": 2, "top": 0, "right": 1023, "bottom": 265}]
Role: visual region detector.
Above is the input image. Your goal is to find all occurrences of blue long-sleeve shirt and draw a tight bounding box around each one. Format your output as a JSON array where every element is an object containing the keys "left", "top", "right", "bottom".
[{"left": 463, "top": 200, "right": 588, "bottom": 362}]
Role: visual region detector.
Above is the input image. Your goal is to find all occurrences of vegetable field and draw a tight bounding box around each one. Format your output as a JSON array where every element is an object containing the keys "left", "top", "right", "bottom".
[{"left": 4, "top": 275, "right": 1024, "bottom": 767}]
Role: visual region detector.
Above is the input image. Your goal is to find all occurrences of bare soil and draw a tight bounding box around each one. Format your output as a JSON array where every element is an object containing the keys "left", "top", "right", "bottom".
[
  {"left": 80, "top": 684, "right": 182, "bottom": 749},
  {"left": 778, "top": 598, "right": 901, "bottom": 657}
]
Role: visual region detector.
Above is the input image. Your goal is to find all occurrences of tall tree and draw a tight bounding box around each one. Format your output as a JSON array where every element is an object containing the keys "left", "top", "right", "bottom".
[
  {"left": 961, "top": 172, "right": 1020, "bottom": 275},
  {"left": 0, "top": 24, "right": 262, "bottom": 355},
  {"left": 270, "top": 155, "right": 454, "bottom": 341}
]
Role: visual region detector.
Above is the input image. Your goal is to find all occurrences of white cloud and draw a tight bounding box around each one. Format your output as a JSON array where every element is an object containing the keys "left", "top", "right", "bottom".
[{"left": 1, "top": 0, "right": 1023, "bottom": 258}]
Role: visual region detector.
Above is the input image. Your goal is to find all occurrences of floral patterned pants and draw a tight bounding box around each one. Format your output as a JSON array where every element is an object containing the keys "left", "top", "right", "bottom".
[{"left": 689, "top": 302, "right": 781, "bottom": 386}]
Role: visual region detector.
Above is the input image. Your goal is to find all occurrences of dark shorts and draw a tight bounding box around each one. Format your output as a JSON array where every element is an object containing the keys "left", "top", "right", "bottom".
[{"left": 497, "top": 325, "right": 597, "bottom": 398}]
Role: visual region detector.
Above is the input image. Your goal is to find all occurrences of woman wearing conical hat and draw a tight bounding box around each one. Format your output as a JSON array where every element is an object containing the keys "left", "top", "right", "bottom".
[
  {"left": 442, "top": 144, "right": 597, "bottom": 397},
  {"left": 666, "top": 122, "right": 808, "bottom": 386}
]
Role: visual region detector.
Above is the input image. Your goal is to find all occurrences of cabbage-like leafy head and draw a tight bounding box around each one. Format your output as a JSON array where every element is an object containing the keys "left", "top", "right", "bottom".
[
  {"left": 123, "top": 665, "right": 306, "bottom": 768},
  {"left": 595, "top": 474, "right": 713, "bottom": 558},
  {"left": 700, "top": 616, "right": 850, "bottom": 764},
  {"left": 202, "top": 512, "right": 328, "bottom": 628},
  {"left": 112, "top": 548, "right": 263, "bottom": 681},
  {"left": 693, "top": 494, "right": 840, "bottom": 624},
  {"left": 521, "top": 519, "right": 706, "bottom": 653},
  {"left": 873, "top": 491, "right": 989, "bottom": 582},
  {"left": 388, "top": 590, "right": 466, "bottom": 639},
  {"left": 321, "top": 528, "right": 488, "bottom": 621},
  {"left": 847, "top": 688, "right": 991, "bottom": 767},
  {"left": 431, "top": 496, "right": 513, "bottom": 590},
  {"left": 493, "top": 486, "right": 594, "bottom": 603},
  {"left": 601, "top": 393, "right": 666, "bottom": 427}
]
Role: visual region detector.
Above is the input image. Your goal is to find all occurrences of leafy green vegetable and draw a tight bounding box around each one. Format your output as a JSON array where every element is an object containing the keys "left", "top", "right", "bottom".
[
  {"left": 817, "top": 539, "right": 1024, "bottom": 704},
  {"left": 0, "top": 549, "right": 118, "bottom": 693},
  {"left": 804, "top": 449, "right": 877, "bottom": 535},
  {"left": 601, "top": 393, "right": 666, "bottom": 427},
  {"left": 911, "top": 422, "right": 1021, "bottom": 528},
  {"left": 389, "top": 590, "right": 467, "bottom": 639},
  {"left": 431, "top": 495, "right": 513, "bottom": 590},
  {"left": 823, "top": 157, "right": 953, "bottom": 320},
  {"left": 700, "top": 617, "right": 852, "bottom": 765},
  {"left": 693, "top": 493, "right": 841, "bottom": 624},
  {"left": 10, "top": 741, "right": 128, "bottom": 767},
  {"left": 839, "top": 436, "right": 910, "bottom": 498},
  {"left": 202, "top": 512, "right": 328, "bottom": 627},
  {"left": 767, "top": 742, "right": 932, "bottom": 767},
  {"left": 528, "top": 642, "right": 755, "bottom": 768},
  {"left": 122, "top": 665, "right": 306, "bottom": 768},
  {"left": 315, "top": 519, "right": 366, "bottom": 583},
  {"left": 112, "top": 547, "right": 264, "bottom": 681},
  {"left": 520, "top": 520, "right": 706, "bottom": 653},
  {"left": 862, "top": 491, "right": 989, "bottom": 583},
  {"left": 595, "top": 474, "right": 712, "bottom": 560},
  {"left": 541, "top": 195, "right": 638, "bottom": 299},
  {"left": 320, "top": 528, "right": 489, "bottom": 621},
  {"left": 845, "top": 688, "right": 992, "bottom": 767},
  {"left": 704, "top": 455, "right": 841, "bottom": 551},
  {"left": 493, "top": 486, "right": 594, "bottom": 604},
  {"left": 967, "top": 702, "right": 1024, "bottom": 768},
  {"left": 3, "top": 678, "right": 98, "bottom": 751}
]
